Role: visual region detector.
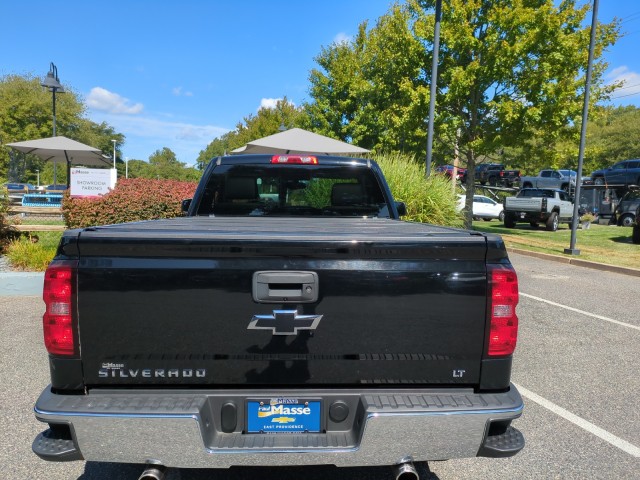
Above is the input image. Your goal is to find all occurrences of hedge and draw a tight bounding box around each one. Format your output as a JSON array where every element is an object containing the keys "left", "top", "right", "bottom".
[{"left": 62, "top": 178, "right": 198, "bottom": 228}]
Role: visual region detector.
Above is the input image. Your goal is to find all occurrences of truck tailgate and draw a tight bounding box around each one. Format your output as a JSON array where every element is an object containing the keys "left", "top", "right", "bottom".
[
  {"left": 505, "top": 198, "right": 542, "bottom": 211},
  {"left": 74, "top": 217, "right": 490, "bottom": 387}
]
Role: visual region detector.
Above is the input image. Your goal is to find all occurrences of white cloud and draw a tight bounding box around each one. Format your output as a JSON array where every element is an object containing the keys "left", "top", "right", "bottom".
[
  {"left": 333, "top": 32, "right": 351, "bottom": 45},
  {"left": 258, "top": 98, "right": 296, "bottom": 111},
  {"left": 607, "top": 66, "right": 640, "bottom": 98},
  {"left": 260, "top": 98, "right": 281, "bottom": 110},
  {"left": 87, "top": 110, "right": 230, "bottom": 162},
  {"left": 86, "top": 87, "right": 144, "bottom": 114},
  {"left": 172, "top": 86, "right": 193, "bottom": 97},
  {"left": 94, "top": 113, "right": 227, "bottom": 142}
]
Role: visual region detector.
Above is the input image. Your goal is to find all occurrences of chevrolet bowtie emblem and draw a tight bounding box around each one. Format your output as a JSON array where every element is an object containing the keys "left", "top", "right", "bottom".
[{"left": 248, "top": 310, "right": 323, "bottom": 335}]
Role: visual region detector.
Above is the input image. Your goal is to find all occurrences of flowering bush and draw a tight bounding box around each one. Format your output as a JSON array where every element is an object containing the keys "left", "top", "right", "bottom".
[{"left": 62, "top": 178, "right": 198, "bottom": 228}]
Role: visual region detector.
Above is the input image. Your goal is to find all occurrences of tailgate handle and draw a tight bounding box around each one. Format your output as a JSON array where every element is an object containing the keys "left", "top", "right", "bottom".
[{"left": 253, "top": 271, "right": 319, "bottom": 303}]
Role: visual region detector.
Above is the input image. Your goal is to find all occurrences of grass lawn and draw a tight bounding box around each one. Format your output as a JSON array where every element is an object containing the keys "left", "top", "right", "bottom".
[{"left": 472, "top": 220, "right": 640, "bottom": 270}]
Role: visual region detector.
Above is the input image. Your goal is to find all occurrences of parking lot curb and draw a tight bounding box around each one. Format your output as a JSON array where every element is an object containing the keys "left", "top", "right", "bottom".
[
  {"left": 0, "top": 272, "right": 44, "bottom": 296},
  {"left": 508, "top": 248, "right": 640, "bottom": 277}
]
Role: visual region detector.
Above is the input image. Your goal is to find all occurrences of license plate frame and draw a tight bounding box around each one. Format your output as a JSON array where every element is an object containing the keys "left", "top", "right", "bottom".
[{"left": 246, "top": 398, "right": 322, "bottom": 434}]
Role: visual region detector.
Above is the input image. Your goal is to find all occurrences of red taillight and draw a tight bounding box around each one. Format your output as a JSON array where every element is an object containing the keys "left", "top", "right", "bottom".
[
  {"left": 43, "top": 261, "right": 77, "bottom": 356},
  {"left": 271, "top": 155, "right": 318, "bottom": 165},
  {"left": 487, "top": 265, "right": 519, "bottom": 356}
]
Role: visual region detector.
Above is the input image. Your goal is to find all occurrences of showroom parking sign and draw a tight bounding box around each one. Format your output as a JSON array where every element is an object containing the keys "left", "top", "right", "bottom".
[{"left": 70, "top": 168, "right": 116, "bottom": 197}]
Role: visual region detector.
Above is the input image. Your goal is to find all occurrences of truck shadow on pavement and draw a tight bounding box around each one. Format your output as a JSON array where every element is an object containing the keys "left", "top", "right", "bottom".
[{"left": 79, "top": 461, "right": 441, "bottom": 479}]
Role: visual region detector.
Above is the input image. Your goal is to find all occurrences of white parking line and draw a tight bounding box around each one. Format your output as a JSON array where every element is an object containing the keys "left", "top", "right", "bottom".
[
  {"left": 514, "top": 383, "right": 640, "bottom": 458},
  {"left": 520, "top": 293, "right": 640, "bottom": 332}
]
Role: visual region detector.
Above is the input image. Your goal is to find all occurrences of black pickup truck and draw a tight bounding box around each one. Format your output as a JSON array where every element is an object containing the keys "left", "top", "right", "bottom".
[
  {"left": 464, "top": 164, "right": 520, "bottom": 187},
  {"left": 34, "top": 154, "right": 524, "bottom": 478}
]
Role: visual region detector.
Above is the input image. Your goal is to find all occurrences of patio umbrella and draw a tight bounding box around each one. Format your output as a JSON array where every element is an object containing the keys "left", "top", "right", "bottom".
[
  {"left": 231, "top": 128, "right": 370, "bottom": 155},
  {"left": 6, "top": 136, "right": 112, "bottom": 185}
]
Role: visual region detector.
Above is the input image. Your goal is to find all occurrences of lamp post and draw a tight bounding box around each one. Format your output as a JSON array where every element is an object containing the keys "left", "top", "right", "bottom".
[
  {"left": 565, "top": 0, "right": 599, "bottom": 256},
  {"left": 425, "top": 0, "right": 442, "bottom": 178},
  {"left": 125, "top": 157, "right": 129, "bottom": 179},
  {"left": 41, "top": 62, "right": 65, "bottom": 136},
  {"left": 111, "top": 139, "right": 117, "bottom": 171},
  {"left": 41, "top": 62, "right": 65, "bottom": 184}
]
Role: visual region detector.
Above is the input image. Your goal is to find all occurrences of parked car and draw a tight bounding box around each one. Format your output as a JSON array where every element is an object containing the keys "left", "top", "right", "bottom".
[
  {"left": 457, "top": 194, "right": 505, "bottom": 221},
  {"left": 590, "top": 159, "right": 640, "bottom": 186},
  {"left": 613, "top": 188, "right": 640, "bottom": 227},
  {"left": 3, "top": 182, "right": 35, "bottom": 193},
  {"left": 435, "top": 164, "right": 466, "bottom": 180},
  {"left": 2, "top": 182, "right": 35, "bottom": 204},
  {"left": 45, "top": 184, "right": 68, "bottom": 192}
]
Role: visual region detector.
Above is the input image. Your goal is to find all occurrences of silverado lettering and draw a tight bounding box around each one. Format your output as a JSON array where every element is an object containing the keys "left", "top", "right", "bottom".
[
  {"left": 33, "top": 154, "right": 525, "bottom": 476},
  {"left": 98, "top": 368, "right": 206, "bottom": 378}
]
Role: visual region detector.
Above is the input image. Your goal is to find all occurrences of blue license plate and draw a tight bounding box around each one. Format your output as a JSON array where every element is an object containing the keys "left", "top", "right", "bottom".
[{"left": 247, "top": 399, "right": 321, "bottom": 433}]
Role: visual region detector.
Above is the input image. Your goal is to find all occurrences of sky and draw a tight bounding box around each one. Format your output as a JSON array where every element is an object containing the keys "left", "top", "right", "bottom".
[{"left": 2, "top": 1, "right": 640, "bottom": 166}]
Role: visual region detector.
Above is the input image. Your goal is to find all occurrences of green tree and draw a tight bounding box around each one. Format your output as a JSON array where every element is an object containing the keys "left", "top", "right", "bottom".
[
  {"left": 126, "top": 159, "right": 152, "bottom": 179},
  {"left": 196, "top": 98, "right": 307, "bottom": 169},
  {"left": 414, "top": 0, "right": 620, "bottom": 228},
  {"left": 149, "top": 147, "right": 184, "bottom": 179},
  {"left": 0, "top": 74, "right": 125, "bottom": 183},
  {"left": 582, "top": 105, "right": 640, "bottom": 173},
  {"left": 306, "top": 7, "right": 431, "bottom": 154},
  {"left": 306, "top": 1, "right": 621, "bottom": 228}
]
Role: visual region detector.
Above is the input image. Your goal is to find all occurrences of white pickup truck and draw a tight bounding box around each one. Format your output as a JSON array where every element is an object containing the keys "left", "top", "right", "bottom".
[{"left": 504, "top": 188, "right": 573, "bottom": 231}]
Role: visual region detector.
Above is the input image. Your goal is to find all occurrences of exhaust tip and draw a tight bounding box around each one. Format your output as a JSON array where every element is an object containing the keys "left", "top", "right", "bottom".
[
  {"left": 393, "top": 461, "right": 419, "bottom": 480},
  {"left": 138, "top": 464, "right": 166, "bottom": 480}
]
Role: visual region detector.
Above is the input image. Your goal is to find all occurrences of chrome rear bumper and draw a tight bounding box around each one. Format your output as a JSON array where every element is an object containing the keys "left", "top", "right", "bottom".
[{"left": 34, "top": 385, "right": 524, "bottom": 467}]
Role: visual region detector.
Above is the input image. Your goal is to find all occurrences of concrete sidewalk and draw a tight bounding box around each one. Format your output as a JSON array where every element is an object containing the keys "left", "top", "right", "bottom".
[{"left": 0, "top": 272, "right": 44, "bottom": 296}]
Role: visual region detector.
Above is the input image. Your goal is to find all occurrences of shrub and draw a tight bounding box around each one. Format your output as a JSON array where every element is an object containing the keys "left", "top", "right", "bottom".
[
  {"left": 373, "top": 152, "right": 463, "bottom": 227},
  {"left": 1, "top": 185, "right": 21, "bottom": 252},
  {"left": 5, "top": 237, "right": 57, "bottom": 270},
  {"left": 63, "top": 178, "right": 198, "bottom": 228}
]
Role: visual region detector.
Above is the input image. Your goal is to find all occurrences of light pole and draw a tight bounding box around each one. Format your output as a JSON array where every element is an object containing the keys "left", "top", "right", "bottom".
[
  {"left": 565, "top": 0, "right": 599, "bottom": 256},
  {"left": 41, "top": 62, "right": 65, "bottom": 184},
  {"left": 425, "top": 0, "right": 442, "bottom": 178},
  {"left": 41, "top": 62, "right": 65, "bottom": 136},
  {"left": 125, "top": 157, "right": 129, "bottom": 179},
  {"left": 111, "top": 139, "right": 117, "bottom": 171}
]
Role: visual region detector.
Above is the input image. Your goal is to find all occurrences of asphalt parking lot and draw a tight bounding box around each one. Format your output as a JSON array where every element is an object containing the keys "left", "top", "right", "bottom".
[{"left": 0, "top": 252, "right": 638, "bottom": 479}]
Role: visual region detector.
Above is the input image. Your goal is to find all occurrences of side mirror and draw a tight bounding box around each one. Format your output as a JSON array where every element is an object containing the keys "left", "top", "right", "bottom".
[
  {"left": 395, "top": 201, "right": 407, "bottom": 217},
  {"left": 181, "top": 199, "right": 192, "bottom": 213}
]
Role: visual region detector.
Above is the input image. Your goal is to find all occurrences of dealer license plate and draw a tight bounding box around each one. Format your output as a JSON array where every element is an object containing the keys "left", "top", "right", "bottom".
[{"left": 247, "top": 398, "right": 321, "bottom": 433}]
